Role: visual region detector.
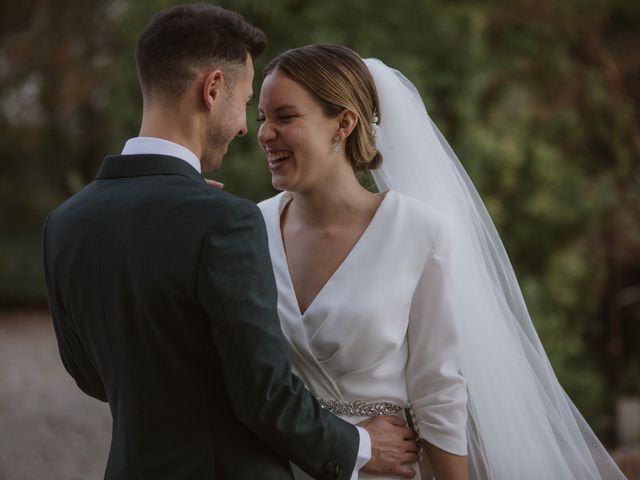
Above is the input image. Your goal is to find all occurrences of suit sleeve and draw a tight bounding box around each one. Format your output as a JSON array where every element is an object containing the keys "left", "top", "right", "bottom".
[
  {"left": 196, "top": 199, "right": 359, "bottom": 480},
  {"left": 43, "top": 214, "right": 107, "bottom": 402}
]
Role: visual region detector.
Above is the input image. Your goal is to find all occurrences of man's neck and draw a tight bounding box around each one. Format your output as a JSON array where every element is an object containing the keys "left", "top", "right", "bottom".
[{"left": 139, "top": 106, "right": 203, "bottom": 160}]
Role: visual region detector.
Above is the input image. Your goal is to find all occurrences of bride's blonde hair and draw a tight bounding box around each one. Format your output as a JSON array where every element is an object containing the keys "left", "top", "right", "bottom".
[{"left": 263, "top": 44, "right": 382, "bottom": 172}]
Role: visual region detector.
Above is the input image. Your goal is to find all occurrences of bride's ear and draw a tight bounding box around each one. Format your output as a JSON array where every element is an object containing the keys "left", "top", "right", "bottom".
[{"left": 337, "top": 108, "right": 358, "bottom": 138}]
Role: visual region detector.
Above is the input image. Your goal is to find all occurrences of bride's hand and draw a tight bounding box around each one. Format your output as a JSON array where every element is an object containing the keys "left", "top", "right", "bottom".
[
  {"left": 358, "top": 415, "right": 419, "bottom": 479},
  {"left": 205, "top": 179, "right": 224, "bottom": 189}
]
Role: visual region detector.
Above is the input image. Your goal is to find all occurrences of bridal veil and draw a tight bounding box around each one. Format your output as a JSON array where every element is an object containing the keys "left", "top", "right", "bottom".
[{"left": 364, "top": 58, "right": 625, "bottom": 479}]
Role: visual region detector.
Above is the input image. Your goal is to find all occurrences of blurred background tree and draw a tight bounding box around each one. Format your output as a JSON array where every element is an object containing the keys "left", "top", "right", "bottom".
[{"left": 1, "top": 0, "right": 638, "bottom": 446}]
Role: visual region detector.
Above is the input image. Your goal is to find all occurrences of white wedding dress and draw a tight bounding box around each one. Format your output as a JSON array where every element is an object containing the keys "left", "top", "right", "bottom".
[
  {"left": 258, "top": 190, "right": 468, "bottom": 480},
  {"left": 256, "top": 58, "right": 625, "bottom": 480}
]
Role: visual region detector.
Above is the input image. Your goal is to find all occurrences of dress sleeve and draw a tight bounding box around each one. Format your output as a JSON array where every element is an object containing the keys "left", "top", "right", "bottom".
[{"left": 406, "top": 218, "right": 468, "bottom": 455}]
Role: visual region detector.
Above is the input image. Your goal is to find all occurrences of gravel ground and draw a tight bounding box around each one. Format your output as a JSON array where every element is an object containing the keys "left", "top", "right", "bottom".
[
  {"left": 0, "top": 311, "right": 637, "bottom": 480},
  {"left": 0, "top": 311, "right": 110, "bottom": 480}
]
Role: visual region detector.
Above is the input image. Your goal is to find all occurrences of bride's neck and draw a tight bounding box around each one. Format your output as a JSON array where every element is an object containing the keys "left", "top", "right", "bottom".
[{"left": 288, "top": 173, "right": 378, "bottom": 226}]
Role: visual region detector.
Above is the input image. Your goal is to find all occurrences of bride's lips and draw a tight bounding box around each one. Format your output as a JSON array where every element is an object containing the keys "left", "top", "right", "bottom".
[{"left": 265, "top": 149, "right": 292, "bottom": 173}]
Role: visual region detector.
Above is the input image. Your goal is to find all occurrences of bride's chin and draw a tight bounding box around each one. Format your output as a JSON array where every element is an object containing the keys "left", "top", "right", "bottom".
[
  {"left": 271, "top": 175, "right": 289, "bottom": 191},
  {"left": 271, "top": 173, "right": 290, "bottom": 190}
]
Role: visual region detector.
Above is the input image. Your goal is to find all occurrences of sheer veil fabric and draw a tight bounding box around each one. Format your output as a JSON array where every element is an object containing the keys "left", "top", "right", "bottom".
[{"left": 364, "top": 58, "right": 625, "bottom": 479}]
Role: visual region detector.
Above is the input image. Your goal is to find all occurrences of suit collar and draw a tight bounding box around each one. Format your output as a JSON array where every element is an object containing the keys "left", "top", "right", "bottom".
[
  {"left": 121, "top": 137, "right": 202, "bottom": 174},
  {"left": 96, "top": 154, "right": 205, "bottom": 183}
]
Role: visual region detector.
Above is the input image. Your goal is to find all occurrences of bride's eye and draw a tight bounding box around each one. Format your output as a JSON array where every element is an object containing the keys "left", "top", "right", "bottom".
[{"left": 256, "top": 115, "right": 266, "bottom": 123}]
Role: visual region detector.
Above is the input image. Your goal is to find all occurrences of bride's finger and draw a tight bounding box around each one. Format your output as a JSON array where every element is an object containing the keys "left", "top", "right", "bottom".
[{"left": 205, "top": 179, "right": 224, "bottom": 189}]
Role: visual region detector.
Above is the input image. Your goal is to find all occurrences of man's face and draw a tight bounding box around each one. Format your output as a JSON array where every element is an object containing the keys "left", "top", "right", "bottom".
[{"left": 202, "top": 55, "right": 254, "bottom": 172}]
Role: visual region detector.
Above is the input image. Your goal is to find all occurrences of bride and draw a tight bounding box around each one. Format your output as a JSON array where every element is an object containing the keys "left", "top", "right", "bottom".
[{"left": 256, "top": 44, "right": 626, "bottom": 479}]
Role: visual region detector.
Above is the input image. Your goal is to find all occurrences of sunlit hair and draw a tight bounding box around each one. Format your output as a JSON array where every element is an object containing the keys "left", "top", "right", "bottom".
[
  {"left": 263, "top": 44, "right": 382, "bottom": 172},
  {"left": 136, "top": 4, "right": 266, "bottom": 103}
]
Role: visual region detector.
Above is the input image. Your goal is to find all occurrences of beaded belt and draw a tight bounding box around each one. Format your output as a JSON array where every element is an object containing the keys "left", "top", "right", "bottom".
[
  {"left": 318, "top": 399, "right": 420, "bottom": 434},
  {"left": 318, "top": 399, "right": 405, "bottom": 417}
]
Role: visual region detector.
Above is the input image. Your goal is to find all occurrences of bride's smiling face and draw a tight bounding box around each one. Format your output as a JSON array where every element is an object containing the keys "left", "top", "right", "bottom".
[{"left": 257, "top": 71, "right": 344, "bottom": 192}]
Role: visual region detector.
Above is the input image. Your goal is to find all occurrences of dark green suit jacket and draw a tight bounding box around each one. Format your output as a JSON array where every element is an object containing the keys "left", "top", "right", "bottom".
[{"left": 43, "top": 154, "right": 359, "bottom": 479}]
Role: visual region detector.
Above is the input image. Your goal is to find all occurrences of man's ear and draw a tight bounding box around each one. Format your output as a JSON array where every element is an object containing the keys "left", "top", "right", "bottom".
[
  {"left": 202, "top": 69, "right": 224, "bottom": 111},
  {"left": 337, "top": 108, "right": 358, "bottom": 138}
]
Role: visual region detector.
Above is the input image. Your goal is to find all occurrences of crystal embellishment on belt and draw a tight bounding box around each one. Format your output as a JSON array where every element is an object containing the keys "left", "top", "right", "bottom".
[{"left": 318, "top": 399, "right": 404, "bottom": 417}]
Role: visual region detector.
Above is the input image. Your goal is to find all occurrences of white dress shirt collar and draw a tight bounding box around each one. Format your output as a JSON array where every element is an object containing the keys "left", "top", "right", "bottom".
[{"left": 121, "top": 137, "right": 201, "bottom": 174}]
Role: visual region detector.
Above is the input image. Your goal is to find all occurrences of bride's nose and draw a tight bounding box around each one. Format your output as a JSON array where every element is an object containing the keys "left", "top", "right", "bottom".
[{"left": 258, "top": 121, "right": 276, "bottom": 145}]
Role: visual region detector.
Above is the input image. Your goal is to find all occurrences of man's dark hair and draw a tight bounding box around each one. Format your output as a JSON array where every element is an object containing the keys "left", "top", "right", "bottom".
[{"left": 136, "top": 4, "right": 266, "bottom": 102}]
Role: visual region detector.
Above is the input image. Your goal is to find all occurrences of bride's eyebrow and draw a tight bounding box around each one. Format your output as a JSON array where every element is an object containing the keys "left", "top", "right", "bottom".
[
  {"left": 257, "top": 104, "right": 298, "bottom": 115},
  {"left": 274, "top": 104, "right": 297, "bottom": 112}
]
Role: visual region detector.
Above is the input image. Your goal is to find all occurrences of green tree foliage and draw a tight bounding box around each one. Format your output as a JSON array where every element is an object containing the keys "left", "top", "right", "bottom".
[{"left": 1, "top": 0, "right": 638, "bottom": 441}]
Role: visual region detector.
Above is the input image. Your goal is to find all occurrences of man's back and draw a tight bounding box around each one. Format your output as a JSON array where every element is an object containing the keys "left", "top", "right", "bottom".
[{"left": 44, "top": 154, "right": 308, "bottom": 478}]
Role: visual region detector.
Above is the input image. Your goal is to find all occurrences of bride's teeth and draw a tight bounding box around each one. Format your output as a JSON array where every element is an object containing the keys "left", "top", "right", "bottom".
[{"left": 267, "top": 152, "right": 291, "bottom": 162}]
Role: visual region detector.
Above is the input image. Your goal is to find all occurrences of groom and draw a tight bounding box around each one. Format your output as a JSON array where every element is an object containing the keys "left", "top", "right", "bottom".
[{"left": 42, "top": 4, "right": 418, "bottom": 480}]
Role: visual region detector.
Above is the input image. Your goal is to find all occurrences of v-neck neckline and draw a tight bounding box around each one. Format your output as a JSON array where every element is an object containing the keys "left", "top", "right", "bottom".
[{"left": 275, "top": 190, "right": 393, "bottom": 318}]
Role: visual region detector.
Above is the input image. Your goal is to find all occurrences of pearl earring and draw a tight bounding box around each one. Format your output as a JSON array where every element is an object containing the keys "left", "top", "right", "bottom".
[{"left": 333, "top": 135, "right": 342, "bottom": 153}]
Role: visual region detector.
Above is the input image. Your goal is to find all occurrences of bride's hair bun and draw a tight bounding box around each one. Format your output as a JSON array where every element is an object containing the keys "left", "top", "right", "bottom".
[{"left": 263, "top": 44, "right": 383, "bottom": 172}]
